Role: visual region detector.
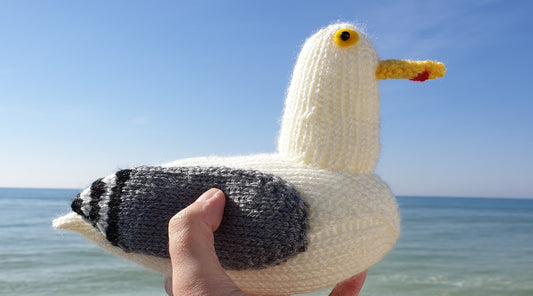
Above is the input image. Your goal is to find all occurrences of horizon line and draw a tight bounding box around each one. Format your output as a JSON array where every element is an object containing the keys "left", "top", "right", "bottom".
[{"left": 0, "top": 186, "right": 531, "bottom": 200}]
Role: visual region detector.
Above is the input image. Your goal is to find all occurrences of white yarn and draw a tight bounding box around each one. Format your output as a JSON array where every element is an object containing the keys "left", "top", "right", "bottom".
[
  {"left": 278, "top": 23, "right": 381, "bottom": 174},
  {"left": 95, "top": 174, "right": 116, "bottom": 234},
  {"left": 53, "top": 23, "right": 401, "bottom": 295},
  {"left": 165, "top": 154, "right": 399, "bottom": 294}
]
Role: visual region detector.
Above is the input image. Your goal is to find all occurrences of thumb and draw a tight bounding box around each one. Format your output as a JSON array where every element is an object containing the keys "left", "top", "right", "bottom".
[{"left": 167, "top": 188, "right": 244, "bottom": 295}]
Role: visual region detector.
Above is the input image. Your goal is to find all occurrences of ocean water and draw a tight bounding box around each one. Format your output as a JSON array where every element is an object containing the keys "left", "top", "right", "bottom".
[{"left": 1, "top": 188, "right": 532, "bottom": 296}]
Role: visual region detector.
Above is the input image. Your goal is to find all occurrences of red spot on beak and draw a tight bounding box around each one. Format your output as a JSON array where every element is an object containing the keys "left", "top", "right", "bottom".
[{"left": 410, "top": 70, "right": 430, "bottom": 82}]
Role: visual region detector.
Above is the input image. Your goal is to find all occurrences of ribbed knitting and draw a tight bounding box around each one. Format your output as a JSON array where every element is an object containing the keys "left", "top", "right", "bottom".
[
  {"left": 49, "top": 22, "right": 444, "bottom": 295},
  {"left": 71, "top": 166, "right": 309, "bottom": 270},
  {"left": 278, "top": 23, "right": 381, "bottom": 174},
  {"left": 55, "top": 154, "right": 399, "bottom": 295}
]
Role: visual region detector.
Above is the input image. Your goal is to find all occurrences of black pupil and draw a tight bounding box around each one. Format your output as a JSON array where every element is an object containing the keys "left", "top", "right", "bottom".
[{"left": 340, "top": 31, "right": 350, "bottom": 41}]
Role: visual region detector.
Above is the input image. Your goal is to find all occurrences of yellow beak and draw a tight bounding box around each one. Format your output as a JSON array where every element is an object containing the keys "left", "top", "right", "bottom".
[{"left": 376, "top": 59, "right": 446, "bottom": 81}]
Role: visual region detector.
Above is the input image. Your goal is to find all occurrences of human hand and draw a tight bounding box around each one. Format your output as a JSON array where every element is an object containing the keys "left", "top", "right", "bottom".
[{"left": 164, "top": 188, "right": 367, "bottom": 296}]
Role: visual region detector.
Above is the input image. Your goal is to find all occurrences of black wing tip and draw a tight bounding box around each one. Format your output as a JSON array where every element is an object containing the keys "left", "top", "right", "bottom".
[
  {"left": 105, "top": 168, "right": 133, "bottom": 246},
  {"left": 71, "top": 193, "right": 85, "bottom": 217}
]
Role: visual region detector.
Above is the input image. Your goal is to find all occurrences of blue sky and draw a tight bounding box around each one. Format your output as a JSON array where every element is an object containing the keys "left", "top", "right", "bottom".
[{"left": 1, "top": 0, "right": 531, "bottom": 198}]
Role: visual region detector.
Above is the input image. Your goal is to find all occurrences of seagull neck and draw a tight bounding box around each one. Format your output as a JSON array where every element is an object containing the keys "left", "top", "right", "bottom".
[{"left": 277, "top": 90, "right": 381, "bottom": 174}]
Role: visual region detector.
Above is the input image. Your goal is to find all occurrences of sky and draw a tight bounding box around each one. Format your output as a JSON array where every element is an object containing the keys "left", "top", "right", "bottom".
[{"left": 1, "top": 0, "right": 532, "bottom": 198}]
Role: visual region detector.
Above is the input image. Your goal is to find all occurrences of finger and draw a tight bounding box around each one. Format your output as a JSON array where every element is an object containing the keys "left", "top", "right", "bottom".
[
  {"left": 164, "top": 276, "right": 173, "bottom": 296},
  {"left": 168, "top": 188, "right": 226, "bottom": 270},
  {"left": 329, "top": 270, "right": 368, "bottom": 296},
  {"left": 168, "top": 188, "right": 245, "bottom": 295}
]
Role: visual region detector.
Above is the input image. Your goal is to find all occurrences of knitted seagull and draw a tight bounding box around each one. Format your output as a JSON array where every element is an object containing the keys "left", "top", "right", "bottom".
[{"left": 53, "top": 23, "right": 445, "bottom": 295}]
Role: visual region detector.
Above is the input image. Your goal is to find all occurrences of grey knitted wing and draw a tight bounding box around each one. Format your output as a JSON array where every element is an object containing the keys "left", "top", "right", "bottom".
[{"left": 71, "top": 166, "right": 309, "bottom": 270}]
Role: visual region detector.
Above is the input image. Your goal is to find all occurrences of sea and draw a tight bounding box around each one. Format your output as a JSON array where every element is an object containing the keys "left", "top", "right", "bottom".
[{"left": 1, "top": 188, "right": 532, "bottom": 296}]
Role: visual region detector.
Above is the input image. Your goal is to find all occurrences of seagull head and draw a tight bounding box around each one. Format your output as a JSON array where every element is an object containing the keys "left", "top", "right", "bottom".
[{"left": 278, "top": 23, "right": 445, "bottom": 173}]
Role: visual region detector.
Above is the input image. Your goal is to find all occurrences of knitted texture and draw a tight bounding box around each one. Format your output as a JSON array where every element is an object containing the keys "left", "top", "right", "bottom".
[
  {"left": 278, "top": 23, "right": 381, "bottom": 174},
  {"left": 54, "top": 154, "right": 399, "bottom": 295},
  {"left": 375, "top": 59, "right": 446, "bottom": 81},
  {"left": 71, "top": 166, "right": 309, "bottom": 270},
  {"left": 53, "top": 22, "right": 445, "bottom": 295}
]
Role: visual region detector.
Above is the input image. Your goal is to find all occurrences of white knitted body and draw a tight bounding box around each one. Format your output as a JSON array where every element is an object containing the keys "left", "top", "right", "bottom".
[
  {"left": 53, "top": 23, "right": 404, "bottom": 295},
  {"left": 54, "top": 154, "right": 399, "bottom": 295}
]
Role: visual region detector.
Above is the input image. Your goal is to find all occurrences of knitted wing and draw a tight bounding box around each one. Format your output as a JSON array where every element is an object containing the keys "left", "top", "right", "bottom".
[{"left": 70, "top": 165, "right": 309, "bottom": 270}]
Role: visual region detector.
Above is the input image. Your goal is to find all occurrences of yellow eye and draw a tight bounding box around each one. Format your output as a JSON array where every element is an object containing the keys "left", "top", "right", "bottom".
[{"left": 334, "top": 28, "right": 359, "bottom": 47}]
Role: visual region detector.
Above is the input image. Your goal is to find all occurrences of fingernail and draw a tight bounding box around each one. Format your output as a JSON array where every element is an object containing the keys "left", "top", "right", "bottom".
[{"left": 196, "top": 188, "right": 221, "bottom": 202}]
